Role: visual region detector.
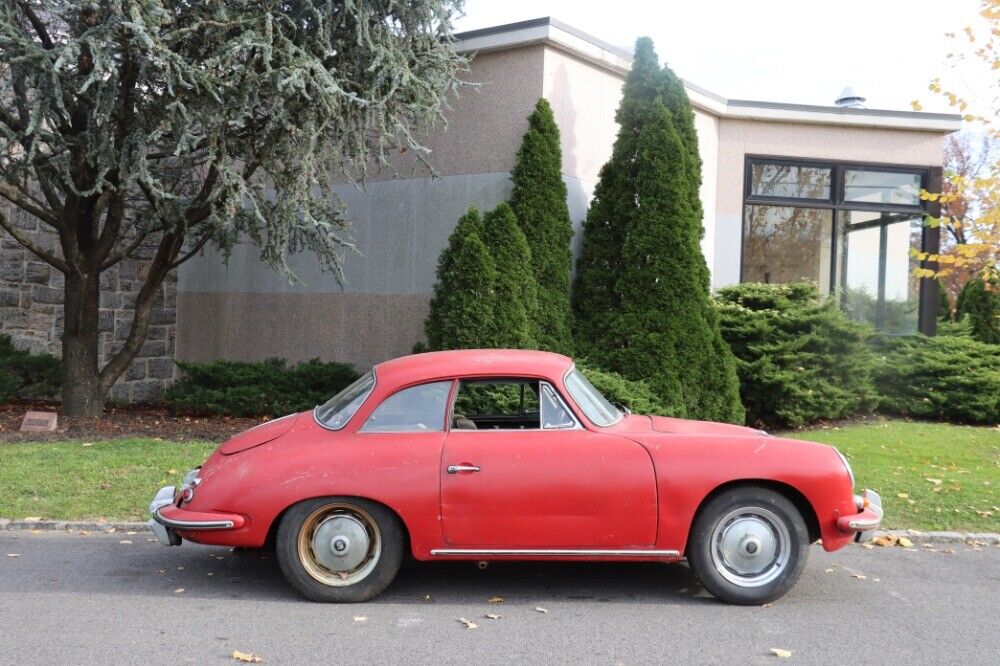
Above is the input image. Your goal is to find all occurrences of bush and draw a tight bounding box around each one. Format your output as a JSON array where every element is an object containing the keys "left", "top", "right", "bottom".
[
  {"left": 871, "top": 332, "right": 1000, "bottom": 424},
  {"left": 165, "top": 358, "right": 359, "bottom": 417},
  {"left": 955, "top": 276, "right": 1000, "bottom": 345},
  {"left": 0, "top": 334, "right": 60, "bottom": 403},
  {"left": 715, "top": 283, "right": 880, "bottom": 428},
  {"left": 575, "top": 362, "right": 674, "bottom": 416}
]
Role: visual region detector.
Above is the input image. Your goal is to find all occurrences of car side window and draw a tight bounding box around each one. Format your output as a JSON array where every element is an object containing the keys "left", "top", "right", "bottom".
[
  {"left": 360, "top": 381, "right": 452, "bottom": 433},
  {"left": 540, "top": 383, "right": 577, "bottom": 429}
]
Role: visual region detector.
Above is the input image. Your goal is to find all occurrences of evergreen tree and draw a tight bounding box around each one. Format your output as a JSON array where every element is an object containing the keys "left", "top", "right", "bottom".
[
  {"left": 510, "top": 99, "right": 575, "bottom": 353},
  {"left": 573, "top": 38, "right": 665, "bottom": 356},
  {"left": 573, "top": 38, "right": 743, "bottom": 423},
  {"left": 939, "top": 286, "right": 953, "bottom": 322},
  {"left": 482, "top": 204, "right": 538, "bottom": 348},
  {"left": 425, "top": 208, "right": 498, "bottom": 350},
  {"left": 955, "top": 276, "right": 1000, "bottom": 344}
]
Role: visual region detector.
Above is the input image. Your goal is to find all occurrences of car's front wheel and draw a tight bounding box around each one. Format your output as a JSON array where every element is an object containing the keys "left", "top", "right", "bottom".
[
  {"left": 276, "top": 497, "right": 404, "bottom": 602},
  {"left": 687, "top": 486, "right": 809, "bottom": 605}
]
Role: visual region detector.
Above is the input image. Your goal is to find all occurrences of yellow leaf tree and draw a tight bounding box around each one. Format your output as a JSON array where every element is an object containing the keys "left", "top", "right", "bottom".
[{"left": 914, "top": 0, "right": 1000, "bottom": 286}]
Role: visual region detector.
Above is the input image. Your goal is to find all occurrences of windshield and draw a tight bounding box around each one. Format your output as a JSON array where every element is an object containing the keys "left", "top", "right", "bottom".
[
  {"left": 314, "top": 371, "right": 375, "bottom": 430},
  {"left": 564, "top": 368, "right": 622, "bottom": 427}
]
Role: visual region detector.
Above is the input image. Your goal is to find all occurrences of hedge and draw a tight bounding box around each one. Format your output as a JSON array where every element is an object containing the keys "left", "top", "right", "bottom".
[
  {"left": 165, "top": 358, "right": 359, "bottom": 417},
  {"left": 575, "top": 362, "right": 674, "bottom": 416},
  {"left": 716, "top": 283, "right": 880, "bottom": 428},
  {"left": 0, "top": 334, "right": 60, "bottom": 403}
]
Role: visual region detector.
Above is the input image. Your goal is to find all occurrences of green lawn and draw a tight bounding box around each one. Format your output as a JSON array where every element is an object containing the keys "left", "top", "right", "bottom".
[
  {"left": 0, "top": 439, "right": 215, "bottom": 521},
  {"left": 789, "top": 420, "right": 999, "bottom": 532},
  {"left": 1, "top": 421, "right": 998, "bottom": 531}
]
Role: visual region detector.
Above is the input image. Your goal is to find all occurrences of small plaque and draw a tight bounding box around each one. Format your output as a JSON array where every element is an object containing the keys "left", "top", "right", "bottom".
[{"left": 20, "top": 411, "right": 58, "bottom": 433}]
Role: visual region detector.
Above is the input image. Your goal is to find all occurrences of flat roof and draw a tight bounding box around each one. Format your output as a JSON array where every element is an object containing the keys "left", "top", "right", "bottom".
[{"left": 454, "top": 17, "right": 961, "bottom": 133}]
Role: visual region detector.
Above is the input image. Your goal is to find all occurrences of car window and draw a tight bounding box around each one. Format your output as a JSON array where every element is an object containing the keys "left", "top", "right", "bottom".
[
  {"left": 452, "top": 379, "right": 540, "bottom": 430},
  {"left": 540, "top": 383, "right": 578, "bottom": 429},
  {"left": 314, "top": 371, "right": 375, "bottom": 430},
  {"left": 564, "top": 368, "right": 621, "bottom": 426},
  {"left": 360, "top": 381, "right": 452, "bottom": 433}
]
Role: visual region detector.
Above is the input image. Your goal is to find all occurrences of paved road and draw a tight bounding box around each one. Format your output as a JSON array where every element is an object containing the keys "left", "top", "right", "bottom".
[{"left": 0, "top": 531, "right": 997, "bottom": 665}]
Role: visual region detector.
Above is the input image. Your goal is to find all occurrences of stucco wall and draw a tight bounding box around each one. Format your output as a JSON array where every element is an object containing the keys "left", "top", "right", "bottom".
[{"left": 711, "top": 119, "right": 946, "bottom": 288}]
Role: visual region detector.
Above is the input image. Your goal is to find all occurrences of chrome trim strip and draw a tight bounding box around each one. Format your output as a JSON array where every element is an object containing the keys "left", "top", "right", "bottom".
[
  {"left": 430, "top": 548, "right": 681, "bottom": 557},
  {"left": 153, "top": 507, "right": 235, "bottom": 530}
]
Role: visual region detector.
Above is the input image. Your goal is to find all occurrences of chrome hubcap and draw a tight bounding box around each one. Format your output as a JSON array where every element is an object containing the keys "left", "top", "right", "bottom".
[
  {"left": 297, "top": 504, "right": 381, "bottom": 587},
  {"left": 710, "top": 507, "right": 790, "bottom": 588}
]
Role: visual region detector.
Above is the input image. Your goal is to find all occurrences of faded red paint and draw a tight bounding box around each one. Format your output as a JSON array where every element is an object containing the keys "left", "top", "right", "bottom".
[{"left": 168, "top": 349, "right": 862, "bottom": 558}]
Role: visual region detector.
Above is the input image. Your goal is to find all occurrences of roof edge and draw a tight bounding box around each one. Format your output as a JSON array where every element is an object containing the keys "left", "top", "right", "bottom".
[{"left": 453, "top": 17, "right": 962, "bottom": 133}]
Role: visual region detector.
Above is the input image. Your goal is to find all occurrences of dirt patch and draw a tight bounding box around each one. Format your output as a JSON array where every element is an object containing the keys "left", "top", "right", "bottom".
[{"left": 0, "top": 400, "right": 267, "bottom": 443}]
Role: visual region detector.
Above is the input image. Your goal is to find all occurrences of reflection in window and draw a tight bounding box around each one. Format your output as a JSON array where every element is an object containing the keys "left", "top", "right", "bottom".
[
  {"left": 360, "top": 381, "right": 451, "bottom": 432},
  {"left": 844, "top": 170, "right": 922, "bottom": 206},
  {"left": 742, "top": 206, "right": 834, "bottom": 292},
  {"left": 840, "top": 213, "right": 922, "bottom": 334},
  {"left": 750, "top": 162, "right": 832, "bottom": 200}
]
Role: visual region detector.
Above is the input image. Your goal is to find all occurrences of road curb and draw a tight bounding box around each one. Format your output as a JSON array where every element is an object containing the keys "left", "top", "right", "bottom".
[
  {"left": 0, "top": 518, "right": 149, "bottom": 532},
  {"left": 1, "top": 519, "right": 998, "bottom": 544}
]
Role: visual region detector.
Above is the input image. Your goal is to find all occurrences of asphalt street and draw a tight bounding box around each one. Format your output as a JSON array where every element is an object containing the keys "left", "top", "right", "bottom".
[{"left": 0, "top": 531, "right": 997, "bottom": 665}]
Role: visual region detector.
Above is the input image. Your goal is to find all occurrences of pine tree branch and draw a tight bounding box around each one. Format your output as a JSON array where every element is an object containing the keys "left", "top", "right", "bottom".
[{"left": 15, "top": 1, "right": 54, "bottom": 49}]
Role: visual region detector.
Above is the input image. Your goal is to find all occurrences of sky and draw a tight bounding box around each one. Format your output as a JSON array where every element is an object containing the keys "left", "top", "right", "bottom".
[{"left": 454, "top": 0, "right": 988, "bottom": 116}]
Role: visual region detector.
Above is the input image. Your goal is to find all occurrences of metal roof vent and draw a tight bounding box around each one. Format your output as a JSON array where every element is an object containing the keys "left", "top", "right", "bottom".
[{"left": 834, "top": 86, "right": 866, "bottom": 109}]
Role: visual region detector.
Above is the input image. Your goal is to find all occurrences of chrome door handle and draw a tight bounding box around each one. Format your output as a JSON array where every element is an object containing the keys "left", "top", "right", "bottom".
[{"left": 447, "top": 465, "right": 480, "bottom": 474}]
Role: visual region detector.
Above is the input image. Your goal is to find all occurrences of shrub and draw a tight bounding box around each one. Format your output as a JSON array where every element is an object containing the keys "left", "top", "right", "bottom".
[
  {"left": 715, "top": 283, "right": 880, "bottom": 428},
  {"left": 955, "top": 276, "right": 1000, "bottom": 345},
  {"left": 165, "top": 358, "right": 359, "bottom": 417},
  {"left": 575, "top": 362, "right": 674, "bottom": 416},
  {"left": 423, "top": 207, "right": 498, "bottom": 350},
  {"left": 871, "top": 332, "right": 1000, "bottom": 424},
  {"left": 510, "top": 98, "right": 575, "bottom": 354},
  {"left": 0, "top": 334, "right": 60, "bottom": 403},
  {"left": 482, "top": 203, "right": 537, "bottom": 348}
]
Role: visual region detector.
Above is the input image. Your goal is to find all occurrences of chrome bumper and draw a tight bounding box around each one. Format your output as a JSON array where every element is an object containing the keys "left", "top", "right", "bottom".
[
  {"left": 147, "top": 484, "right": 241, "bottom": 546},
  {"left": 839, "top": 489, "right": 883, "bottom": 541},
  {"left": 148, "top": 485, "right": 181, "bottom": 546}
]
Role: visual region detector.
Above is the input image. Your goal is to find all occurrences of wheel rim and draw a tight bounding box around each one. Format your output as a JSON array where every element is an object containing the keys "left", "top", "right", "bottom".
[
  {"left": 297, "top": 503, "right": 382, "bottom": 587},
  {"left": 709, "top": 506, "right": 790, "bottom": 588}
]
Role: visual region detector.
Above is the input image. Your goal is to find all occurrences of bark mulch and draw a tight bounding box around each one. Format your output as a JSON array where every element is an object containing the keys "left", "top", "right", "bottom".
[{"left": 0, "top": 400, "right": 266, "bottom": 444}]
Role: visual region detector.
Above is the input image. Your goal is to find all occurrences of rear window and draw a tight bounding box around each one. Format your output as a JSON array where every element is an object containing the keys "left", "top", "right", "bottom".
[{"left": 314, "top": 371, "right": 375, "bottom": 430}]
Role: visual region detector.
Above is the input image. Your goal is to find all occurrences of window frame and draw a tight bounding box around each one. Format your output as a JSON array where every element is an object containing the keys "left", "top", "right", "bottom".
[
  {"left": 448, "top": 376, "right": 582, "bottom": 432},
  {"left": 741, "top": 155, "right": 933, "bottom": 334}
]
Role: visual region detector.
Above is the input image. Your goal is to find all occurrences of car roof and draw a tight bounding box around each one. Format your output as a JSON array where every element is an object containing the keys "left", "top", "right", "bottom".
[{"left": 373, "top": 349, "right": 574, "bottom": 387}]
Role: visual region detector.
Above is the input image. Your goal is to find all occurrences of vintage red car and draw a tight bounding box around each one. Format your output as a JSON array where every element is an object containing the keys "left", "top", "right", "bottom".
[{"left": 148, "top": 349, "right": 881, "bottom": 605}]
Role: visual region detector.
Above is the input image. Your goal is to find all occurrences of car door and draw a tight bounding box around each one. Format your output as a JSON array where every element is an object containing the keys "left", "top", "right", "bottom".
[{"left": 440, "top": 379, "right": 657, "bottom": 548}]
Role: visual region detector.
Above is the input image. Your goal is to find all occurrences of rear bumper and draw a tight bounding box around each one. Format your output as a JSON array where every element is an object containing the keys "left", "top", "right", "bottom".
[
  {"left": 837, "top": 489, "right": 883, "bottom": 539},
  {"left": 147, "top": 485, "right": 245, "bottom": 546}
]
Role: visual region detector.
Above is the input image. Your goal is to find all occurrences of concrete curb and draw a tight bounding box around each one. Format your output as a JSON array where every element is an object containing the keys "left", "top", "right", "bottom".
[{"left": 1, "top": 519, "right": 998, "bottom": 544}]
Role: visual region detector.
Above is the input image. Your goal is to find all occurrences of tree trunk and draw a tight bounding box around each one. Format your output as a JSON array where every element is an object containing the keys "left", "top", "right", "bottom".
[{"left": 61, "top": 270, "right": 104, "bottom": 417}]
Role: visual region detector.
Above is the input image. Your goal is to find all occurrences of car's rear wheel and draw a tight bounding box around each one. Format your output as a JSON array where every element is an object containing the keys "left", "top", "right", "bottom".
[
  {"left": 276, "top": 497, "right": 404, "bottom": 602},
  {"left": 686, "top": 486, "right": 809, "bottom": 605}
]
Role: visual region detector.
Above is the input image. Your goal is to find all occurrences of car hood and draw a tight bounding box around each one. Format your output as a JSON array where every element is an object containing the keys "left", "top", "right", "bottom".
[
  {"left": 219, "top": 413, "right": 300, "bottom": 455},
  {"left": 645, "top": 414, "right": 765, "bottom": 437}
]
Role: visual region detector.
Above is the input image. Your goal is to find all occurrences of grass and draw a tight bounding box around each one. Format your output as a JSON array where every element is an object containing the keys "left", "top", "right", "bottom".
[
  {"left": 789, "top": 420, "right": 999, "bottom": 532},
  {"left": 0, "top": 421, "right": 997, "bottom": 531},
  {"left": 0, "top": 438, "right": 215, "bottom": 521}
]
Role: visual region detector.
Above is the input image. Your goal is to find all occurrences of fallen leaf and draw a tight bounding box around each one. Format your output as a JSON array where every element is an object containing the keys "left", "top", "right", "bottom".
[
  {"left": 925, "top": 478, "right": 943, "bottom": 485},
  {"left": 898, "top": 537, "right": 914, "bottom": 548},
  {"left": 873, "top": 535, "right": 898, "bottom": 547},
  {"left": 353, "top": 616, "right": 367, "bottom": 622},
  {"left": 770, "top": 648, "right": 793, "bottom": 658},
  {"left": 534, "top": 607, "right": 549, "bottom": 613},
  {"left": 458, "top": 617, "right": 478, "bottom": 629},
  {"left": 167, "top": 468, "right": 177, "bottom": 475},
  {"left": 231, "top": 650, "right": 263, "bottom": 663},
  {"left": 422, "top": 594, "right": 432, "bottom": 601},
  {"left": 23, "top": 516, "right": 41, "bottom": 521},
  {"left": 174, "top": 588, "right": 185, "bottom": 594},
  {"left": 119, "top": 540, "right": 132, "bottom": 545},
  {"left": 82, "top": 442, "right": 94, "bottom": 447},
  {"left": 484, "top": 613, "right": 501, "bottom": 620},
  {"left": 6, "top": 554, "right": 19, "bottom": 558},
  {"left": 760, "top": 603, "right": 774, "bottom": 608},
  {"left": 862, "top": 543, "right": 874, "bottom": 549},
  {"left": 851, "top": 573, "right": 867, "bottom": 579},
  {"left": 824, "top": 568, "right": 835, "bottom": 573},
  {"left": 488, "top": 596, "right": 504, "bottom": 604},
  {"left": 896, "top": 493, "right": 909, "bottom": 499}
]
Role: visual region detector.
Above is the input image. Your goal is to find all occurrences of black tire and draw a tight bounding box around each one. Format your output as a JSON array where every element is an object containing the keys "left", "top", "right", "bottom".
[
  {"left": 686, "top": 486, "right": 809, "bottom": 605},
  {"left": 276, "top": 497, "right": 405, "bottom": 603}
]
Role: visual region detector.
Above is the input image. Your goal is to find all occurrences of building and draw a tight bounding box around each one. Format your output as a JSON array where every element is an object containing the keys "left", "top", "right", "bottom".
[{"left": 0, "top": 18, "right": 962, "bottom": 398}]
